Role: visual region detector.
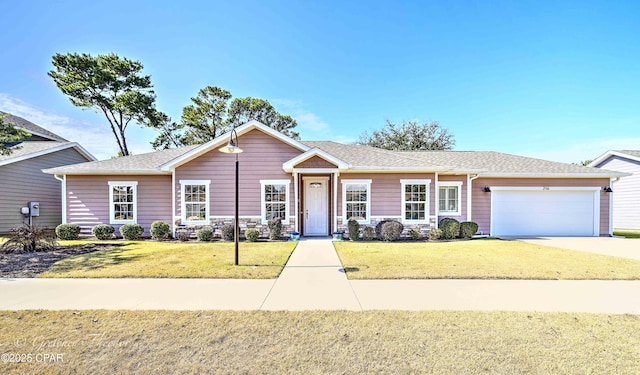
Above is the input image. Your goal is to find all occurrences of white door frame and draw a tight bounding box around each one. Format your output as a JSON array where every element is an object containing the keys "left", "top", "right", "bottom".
[{"left": 303, "top": 176, "right": 330, "bottom": 236}]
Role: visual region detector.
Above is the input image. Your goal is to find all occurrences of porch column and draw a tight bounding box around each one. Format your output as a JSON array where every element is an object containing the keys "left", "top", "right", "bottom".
[
  {"left": 293, "top": 171, "right": 299, "bottom": 233},
  {"left": 434, "top": 172, "right": 439, "bottom": 223},
  {"left": 333, "top": 171, "right": 339, "bottom": 232}
]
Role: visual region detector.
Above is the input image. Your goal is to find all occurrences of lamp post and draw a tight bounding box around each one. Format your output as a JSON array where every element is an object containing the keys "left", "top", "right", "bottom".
[{"left": 219, "top": 128, "right": 243, "bottom": 265}]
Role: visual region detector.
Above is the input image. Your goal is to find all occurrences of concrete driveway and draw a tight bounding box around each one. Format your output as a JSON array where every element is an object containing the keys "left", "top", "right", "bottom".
[{"left": 515, "top": 237, "right": 640, "bottom": 260}]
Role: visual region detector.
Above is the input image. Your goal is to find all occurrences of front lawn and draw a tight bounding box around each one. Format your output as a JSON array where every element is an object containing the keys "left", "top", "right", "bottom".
[
  {"left": 614, "top": 230, "right": 640, "bottom": 238},
  {"left": 0, "top": 310, "right": 637, "bottom": 374},
  {"left": 334, "top": 239, "right": 640, "bottom": 279},
  {"left": 38, "top": 240, "right": 296, "bottom": 279}
]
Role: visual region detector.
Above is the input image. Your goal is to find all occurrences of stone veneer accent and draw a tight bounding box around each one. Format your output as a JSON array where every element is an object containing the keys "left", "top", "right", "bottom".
[{"left": 174, "top": 217, "right": 297, "bottom": 239}]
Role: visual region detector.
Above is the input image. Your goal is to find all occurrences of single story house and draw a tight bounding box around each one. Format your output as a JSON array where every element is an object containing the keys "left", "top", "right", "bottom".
[
  {"left": 44, "top": 121, "right": 626, "bottom": 238},
  {"left": 0, "top": 112, "right": 95, "bottom": 233},
  {"left": 589, "top": 150, "right": 640, "bottom": 230}
]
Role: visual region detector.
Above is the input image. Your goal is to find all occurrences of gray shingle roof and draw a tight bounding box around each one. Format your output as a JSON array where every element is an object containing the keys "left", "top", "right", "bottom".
[
  {"left": 0, "top": 141, "right": 72, "bottom": 164},
  {"left": 1, "top": 112, "right": 67, "bottom": 141},
  {"left": 615, "top": 150, "right": 640, "bottom": 158},
  {"left": 43, "top": 145, "right": 200, "bottom": 174}
]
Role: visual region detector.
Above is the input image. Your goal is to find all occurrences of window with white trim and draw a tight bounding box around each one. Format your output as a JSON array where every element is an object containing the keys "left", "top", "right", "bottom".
[
  {"left": 401, "top": 179, "right": 430, "bottom": 223},
  {"left": 261, "top": 180, "right": 290, "bottom": 224},
  {"left": 438, "top": 182, "right": 462, "bottom": 215},
  {"left": 180, "top": 180, "right": 210, "bottom": 224},
  {"left": 108, "top": 181, "right": 137, "bottom": 224},
  {"left": 342, "top": 179, "right": 372, "bottom": 224}
]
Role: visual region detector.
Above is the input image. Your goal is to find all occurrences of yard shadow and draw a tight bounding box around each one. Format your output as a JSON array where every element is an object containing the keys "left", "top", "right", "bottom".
[
  {"left": 340, "top": 267, "right": 360, "bottom": 273},
  {"left": 47, "top": 245, "right": 144, "bottom": 273}
]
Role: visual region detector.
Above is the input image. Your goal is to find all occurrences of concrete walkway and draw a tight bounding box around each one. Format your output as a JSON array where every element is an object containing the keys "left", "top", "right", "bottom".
[{"left": 1, "top": 238, "right": 640, "bottom": 313}]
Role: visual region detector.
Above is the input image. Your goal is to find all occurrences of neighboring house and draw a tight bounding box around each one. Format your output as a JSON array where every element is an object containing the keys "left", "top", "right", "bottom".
[
  {"left": 44, "top": 121, "right": 626, "bottom": 238},
  {"left": 0, "top": 112, "right": 95, "bottom": 233},
  {"left": 590, "top": 150, "right": 640, "bottom": 230}
]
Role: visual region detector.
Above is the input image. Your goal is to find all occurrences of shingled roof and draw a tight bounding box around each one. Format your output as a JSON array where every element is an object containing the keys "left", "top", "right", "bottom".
[{"left": 1, "top": 112, "right": 67, "bottom": 141}]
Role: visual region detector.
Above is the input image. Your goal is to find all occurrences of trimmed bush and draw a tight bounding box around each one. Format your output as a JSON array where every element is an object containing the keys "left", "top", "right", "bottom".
[
  {"left": 408, "top": 227, "right": 422, "bottom": 240},
  {"left": 197, "top": 227, "right": 213, "bottom": 241},
  {"left": 55, "top": 223, "right": 81, "bottom": 240},
  {"left": 119, "top": 224, "right": 144, "bottom": 240},
  {"left": 245, "top": 228, "right": 260, "bottom": 242},
  {"left": 375, "top": 220, "right": 392, "bottom": 239},
  {"left": 267, "top": 218, "right": 283, "bottom": 240},
  {"left": 1, "top": 225, "right": 56, "bottom": 253},
  {"left": 362, "top": 226, "right": 375, "bottom": 241},
  {"left": 438, "top": 218, "right": 460, "bottom": 240},
  {"left": 427, "top": 228, "right": 442, "bottom": 241},
  {"left": 221, "top": 224, "right": 235, "bottom": 241},
  {"left": 92, "top": 224, "right": 115, "bottom": 240},
  {"left": 348, "top": 219, "right": 360, "bottom": 241},
  {"left": 380, "top": 221, "right": 404, "bottom": 242},
  {"left": 150, "top": 221, "right": 171, "bottom": 240},
  {"left": 177, "top": 230, "right": 190, "bottom": 242},
  {"left": 459, "top": 221, "right": 479, "bottom": 238}
]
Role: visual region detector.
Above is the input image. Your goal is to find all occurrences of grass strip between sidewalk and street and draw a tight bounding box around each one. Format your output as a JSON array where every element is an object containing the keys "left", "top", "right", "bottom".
[
  {"left": 0, "top": 310, "right": 638, "bottom": 374},
  {"left": 38, "top": 240, "right": 297, "bottom": 279},
  {"left": 334, "top": 239, "right": 640, "bottom": 280}
]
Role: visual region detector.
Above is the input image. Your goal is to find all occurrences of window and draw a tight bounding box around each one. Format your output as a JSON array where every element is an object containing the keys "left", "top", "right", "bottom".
[
  {"left": 438, "top": 182, "right": 462, "bottom": 215},
  {"left": 180, "top": 180, "right": 210, "bottom": 224},
  {"left": 261, "top": 180, "right": 290, "bottom": 224},
  {"left": 342, "top": 179, "right": 372, "bottom": 224},
  {"left": 108, "top": 181, "right": 137, "bottom": 224},
  {"left": 401, "top": 179, "right": 431, "bottom": 223}
]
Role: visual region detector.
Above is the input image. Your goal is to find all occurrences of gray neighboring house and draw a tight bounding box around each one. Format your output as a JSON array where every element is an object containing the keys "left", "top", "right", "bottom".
[
  {"left": 0, "top": 112, "right": 95, "bottom": 233},
  {"left": 590, "top": 150, "right": 640, "bottom": 230}
]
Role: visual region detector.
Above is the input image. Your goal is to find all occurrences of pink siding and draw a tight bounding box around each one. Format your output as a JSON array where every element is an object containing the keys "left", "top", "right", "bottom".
[
  {"left": 175, "top": 129, "right": 302, "bottom": 218},
  {"left": 337, "top": 173, "right": 436, "bottom": 219},
  {"left": 437, "top": 175, "right": 467, "bottom": 221},
  {"left": 472, "top": 178, "right": 611, "bottom": 236},
  {"left": 295, "top": 156, "right": 337, "bottom": 169},
  {"left": 66, "top": 175, "right": 172, "bottom": 236}
]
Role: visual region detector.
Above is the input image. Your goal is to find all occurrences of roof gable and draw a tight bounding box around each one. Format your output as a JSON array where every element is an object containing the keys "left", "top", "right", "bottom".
[
  {"left": 1, "top": 112, "right": 67, "bottom": 141},
  {"left": 283, "top": 148, "right": 349, "bottom": 172},
  {"left": 590, "top": 150, "right": 640, "bottom": 167},
  {"left": 0, "top": 142, "right": 95, "bottom": 167},
  {"left": 160, "top": 120, "right": 310, "bottom": 171}
]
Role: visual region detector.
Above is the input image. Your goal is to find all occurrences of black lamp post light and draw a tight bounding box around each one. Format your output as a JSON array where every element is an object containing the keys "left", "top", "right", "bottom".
[{"left": 219, "top": 128, "right": 243, "bottom": 265}]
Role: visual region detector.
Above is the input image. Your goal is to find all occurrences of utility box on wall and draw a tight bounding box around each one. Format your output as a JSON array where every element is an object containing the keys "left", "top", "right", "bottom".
[{"left": 27, "top": 201, "right": 40, "bottom": 217}]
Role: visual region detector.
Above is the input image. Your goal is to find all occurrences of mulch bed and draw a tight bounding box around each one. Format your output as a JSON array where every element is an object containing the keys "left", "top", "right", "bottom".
[{"left": 0, "top": 244, "right": 122, "bottom": 278}]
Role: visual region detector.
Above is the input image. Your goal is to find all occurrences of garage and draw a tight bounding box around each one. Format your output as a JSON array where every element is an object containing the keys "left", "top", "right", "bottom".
[{"left": 490, "top": 187, "right": 600, "bottom": 236}]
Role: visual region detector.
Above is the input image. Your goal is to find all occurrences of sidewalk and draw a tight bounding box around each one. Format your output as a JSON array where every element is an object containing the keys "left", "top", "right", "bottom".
[{"left": 1, "top": 238, "right": 640, "bottom": 313}]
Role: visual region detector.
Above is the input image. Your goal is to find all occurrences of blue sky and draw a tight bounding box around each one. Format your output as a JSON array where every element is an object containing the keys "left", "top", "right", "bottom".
[{"left": 1, "top": 0, "right": 639, "bottom": 161}]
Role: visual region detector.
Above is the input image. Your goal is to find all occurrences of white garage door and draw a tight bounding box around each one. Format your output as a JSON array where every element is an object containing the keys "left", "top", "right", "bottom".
[{"left": 491, "top": 188, "right": 599, "bottom": 236}]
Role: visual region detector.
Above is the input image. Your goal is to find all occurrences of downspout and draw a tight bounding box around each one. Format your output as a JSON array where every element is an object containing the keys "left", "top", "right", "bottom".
[
  {"left": 293, "top": 171, "right": 299, "bottom": 233},
  {"left": 434, "top": 172, "right": 439, "bottom": 226},
  {"left": 467, "top": 174, "right": 480, "bottom": 222},
  {"left": 171, "top": 169, "right": 176, "bottom": 238},
  {"left": 54, "top": 174, "right": 66, "bottom": 224}
]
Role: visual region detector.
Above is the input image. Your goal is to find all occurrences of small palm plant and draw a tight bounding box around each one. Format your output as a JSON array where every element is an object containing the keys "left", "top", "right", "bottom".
[{"left": 1, "top": 225, "right": 57, "bottom": 253}]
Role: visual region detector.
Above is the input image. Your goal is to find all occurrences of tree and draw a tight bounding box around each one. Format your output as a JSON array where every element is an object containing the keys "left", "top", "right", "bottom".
[
  {"left": 152, "top": 86, "right": 300, "bottom": 149},
  {"left": 358, "top": 120, "right": 455, "bottom": 151},
  {"left": 0, "top": 114, "right": 31, "bottom": 155},
  {"left": 49, "top": 52, "right": 162, "bottom": 156},
  {"left": 575, "top": 159, "right": 594, "bottom": 166}
]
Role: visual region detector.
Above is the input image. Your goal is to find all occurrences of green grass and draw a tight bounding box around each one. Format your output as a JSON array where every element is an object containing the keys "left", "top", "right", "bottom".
[
  {"left": 614, "top": 230, "right": 640, "bottom": 238},
  {"left": 0, "top": 310, "right": 638, "bottom": 374},
  {"left": 39, "top": 240, "right": 297, "bottom": 278},
  {"left": 334, "top": 239, "right": 640, "bottom": 279}
]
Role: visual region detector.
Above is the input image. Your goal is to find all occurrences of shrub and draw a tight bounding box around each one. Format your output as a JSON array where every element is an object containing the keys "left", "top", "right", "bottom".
[
  {"left": 92, "top": 224, "right": 115, "bottom": 240},
  {"left": 176, "top": 230, "right": 190, "bottom": 242},
  {"left": 459, "top": 221, "right": 479, "bottom": 238},
  {"left": 197, "top": 227, "right": 213, "bottom": 241},
  {"left": 438, "top": 218, "right": 460, "bottom": 240},
  {"left": 245, "top": 228, "right": 260, "bottom": 242},
  {"left": 150, "top": 221, "right": 171, "bottom": 240},
  {"left": 380, "top": 221, "right": 404, "bottom": 242},
  {"left": 221, "top": 224, "right": 235, "bottom": 241},
  {"left": 362, "top": 226, "right": 375, "bottom": 241},
  {"left": 409, "top": 227, "right": 422, "bottom": 240},
  {"left": 119, "top": 224, "right": 144, "bottom": 240},
  {"left": 55, "top": 223, "right": 81, "bottom": 240},
  {"left": 348, "top": 219, "right": 360, "bottom": 241},
  {"left": 375, "top": 220, "right": 392, "bottom": 239},
  {"left": 267, "top": 218, "right": 282, "bottom": 240},
  {"left": 427, "top": 228, "right": 442, "bottom": 241},
  {"left": 1, "top": 225, "right": 57, "bottom": 253}
]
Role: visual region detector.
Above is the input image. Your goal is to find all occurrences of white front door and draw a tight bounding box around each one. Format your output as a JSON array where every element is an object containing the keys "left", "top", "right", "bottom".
[{"left": 304, "top": 178, "right": 329, "bottom": 236}]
